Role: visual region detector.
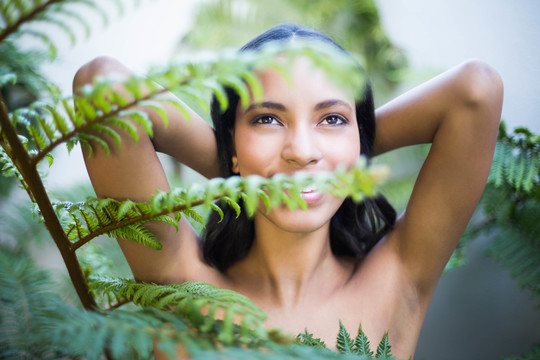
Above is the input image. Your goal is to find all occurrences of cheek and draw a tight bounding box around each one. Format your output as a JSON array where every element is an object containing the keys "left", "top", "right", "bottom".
[
  {"left": 233, "top": 129, "right": 279, "bottom": 175},
  {"left": 324, "top": 131, "right": 361, "bottom": 165}
]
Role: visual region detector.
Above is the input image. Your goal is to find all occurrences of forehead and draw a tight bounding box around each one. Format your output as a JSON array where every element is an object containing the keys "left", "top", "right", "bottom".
[{"left": 252, "top": 56, "right": 356, "bottom": 105}]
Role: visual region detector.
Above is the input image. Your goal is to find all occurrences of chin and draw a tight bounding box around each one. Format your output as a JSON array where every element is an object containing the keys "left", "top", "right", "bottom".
[{"left": 255, "top": 198, "right": 342, "bottom": 234}]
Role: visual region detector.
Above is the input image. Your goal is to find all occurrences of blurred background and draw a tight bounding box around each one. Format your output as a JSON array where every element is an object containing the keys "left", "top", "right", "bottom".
[{"left": 2, "top": 1, "right": 539, "bottom": 359}]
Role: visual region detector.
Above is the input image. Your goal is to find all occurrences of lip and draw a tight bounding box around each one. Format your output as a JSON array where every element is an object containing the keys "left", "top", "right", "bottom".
[
  {"left": 300, "top": 185, "right": 323, "bottom": 204},
  {"left": 281, "top": 184, "right": 323, "bottom": 204}
]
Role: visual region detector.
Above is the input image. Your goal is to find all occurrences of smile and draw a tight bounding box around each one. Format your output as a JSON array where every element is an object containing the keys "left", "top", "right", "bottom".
[{"left": 300, "top": 185, "right": 322, "bottom": 204}]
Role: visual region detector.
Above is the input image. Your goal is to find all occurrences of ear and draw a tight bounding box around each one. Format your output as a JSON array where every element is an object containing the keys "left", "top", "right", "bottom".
[
  {"left": 230, "top": 129, "right": 239, "bottom": 174},
  {"left": 231, "top": 155, "right": 239, "bottom": 174}
]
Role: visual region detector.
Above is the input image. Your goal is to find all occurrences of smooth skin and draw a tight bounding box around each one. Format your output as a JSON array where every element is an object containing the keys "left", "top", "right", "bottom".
[{"left": 74, "top": 55, "right": 503, "bottom": 359}]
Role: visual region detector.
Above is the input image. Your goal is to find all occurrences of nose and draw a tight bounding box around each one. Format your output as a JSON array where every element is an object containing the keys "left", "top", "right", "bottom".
[{"left": 281, "top": 125, "right": 322, "bottom": 167}]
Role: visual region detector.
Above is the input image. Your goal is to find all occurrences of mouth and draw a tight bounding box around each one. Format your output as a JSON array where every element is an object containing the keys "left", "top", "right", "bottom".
[
  {"left": 301, "top": 184, "right": 317, "bottom": 193},
  {"left": 300, "top": 184, "right": 322, "bottom": 204}
]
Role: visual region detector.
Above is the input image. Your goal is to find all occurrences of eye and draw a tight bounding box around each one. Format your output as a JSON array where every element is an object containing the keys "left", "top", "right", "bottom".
[
  {"left": 319, "top": 114, "right": 348, "bottom": 126},
  {"left": 253, "top": 115, "right": 281, "bottom": 126}
]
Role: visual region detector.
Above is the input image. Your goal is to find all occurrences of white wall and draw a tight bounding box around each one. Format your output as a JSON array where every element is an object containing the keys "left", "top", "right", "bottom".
[{"left": 377, "top": 0, "right": 540, "bottom": 132}]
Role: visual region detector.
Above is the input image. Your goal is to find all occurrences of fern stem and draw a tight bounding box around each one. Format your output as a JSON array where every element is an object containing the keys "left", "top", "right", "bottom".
[
  {"left": 30, "top": 88, "right": 168, "bottom": 167},
  {"left": 0, "top": 94, "right": 97, "bottom": 310},
  {"left": 0, "top": 0, "right": 64, "bottom": 43},
  {"left": 107, "top": 298, "right": 132, "bottom": 310},
  {"left": 71, "top": 198, "right": 208, "bottom": 251}
]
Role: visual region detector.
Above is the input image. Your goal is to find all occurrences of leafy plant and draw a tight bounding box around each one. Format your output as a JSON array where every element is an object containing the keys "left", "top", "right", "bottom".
[
  {"left": 294, "top": 322, "right": 394, "bottom": 359},
  {"left": 0, "top": 1, "right": 393, "bottom": 358},
  {"left": 2, "top": 1, "right": 539, "bottom": 359},
  {"left": 467, "top": 122, "right": 540, "bottom": 304}
]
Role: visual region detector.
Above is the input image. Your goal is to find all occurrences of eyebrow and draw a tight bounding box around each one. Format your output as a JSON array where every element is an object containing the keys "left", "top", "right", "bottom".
[
  {"left": 244, "top": 101, "right": 287, "bottom": 113},
  {"left": 243, "top": 99, "right": 353, "bottom": 114},
  {"left": 314, "top": 99, "right": 354, "bottom": 112}
]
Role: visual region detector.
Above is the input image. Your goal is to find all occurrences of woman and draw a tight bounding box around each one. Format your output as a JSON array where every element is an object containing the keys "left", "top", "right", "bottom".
[{"left": 74, "top": 24, "right": 503, "bottom": 359}]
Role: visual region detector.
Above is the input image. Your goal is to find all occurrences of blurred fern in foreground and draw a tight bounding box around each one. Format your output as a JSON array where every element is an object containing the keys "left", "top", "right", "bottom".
[{"left": 1, "top": 0, "right": 539, "bottom": 359}]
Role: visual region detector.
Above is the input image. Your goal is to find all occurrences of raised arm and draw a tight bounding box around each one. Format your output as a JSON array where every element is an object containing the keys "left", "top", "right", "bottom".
[
  {"left": 74, "top": 56, "right": 221, "bottom": 284},
  {"left": 374, "top": 59, "right": 503, "bottom": 293}
]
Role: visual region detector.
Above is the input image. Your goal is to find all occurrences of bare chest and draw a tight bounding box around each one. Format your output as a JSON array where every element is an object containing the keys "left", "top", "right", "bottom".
[{"left": 243, "top": 279, "right": 425, "bottom": 359}]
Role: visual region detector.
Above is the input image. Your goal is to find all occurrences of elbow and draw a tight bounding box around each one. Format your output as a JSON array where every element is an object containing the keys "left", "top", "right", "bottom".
[
  {"left": 73, "top": 56, "right": 129, "bottom": 94},
  {"left": 457, "top": 59, "right": 504, "bottom": 123}
]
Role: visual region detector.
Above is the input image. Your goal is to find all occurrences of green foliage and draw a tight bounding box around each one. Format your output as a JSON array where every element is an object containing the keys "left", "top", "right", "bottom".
[
  {"left": 333, "top": 321, "right": 394, "bottom": 359},
  {"left": 501, "top": 344, "right": 540, "bottom": 360},
  {"left": 295, "top": 330, "right": 329, "bottom": 351},
  {"left": 0, "top": 246, "right": 64, "bottom": 359},
  {"left": 180, "top": 0, "right": 408, "bottom": 89},
  {"left": 89, "top": 276, "right": 273, "bottom": 346},
  {"left": 488, "top": 122, "right": 540, "bottom": 195},
  {"left": 355, "top": 325, "right": 374, "bottom": 357},
  {"left": 464, "top": 122, "right": 540, "bottom": 304},
  {"left": 43, "top": 156, "right": 387, "bottom": 255},
  {"left": 337, "top": 320, "right": 356, "bottom": 353},
  {"left": 1, "top": 0, "right": 539, "bottom": 358}
]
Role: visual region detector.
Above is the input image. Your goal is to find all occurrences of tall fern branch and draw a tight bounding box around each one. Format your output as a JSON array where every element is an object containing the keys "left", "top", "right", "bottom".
[{"left": 0, "top": 92, "right": 96, "bottom": 309}]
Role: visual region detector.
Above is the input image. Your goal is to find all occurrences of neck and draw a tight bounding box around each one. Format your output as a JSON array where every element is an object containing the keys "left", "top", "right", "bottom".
[{"left": 227, "top": 213, "right": 353, "bottom": 308}]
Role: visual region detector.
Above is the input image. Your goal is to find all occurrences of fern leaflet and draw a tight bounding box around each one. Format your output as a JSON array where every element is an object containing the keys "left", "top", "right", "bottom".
[
  {"left": 336, "top": 320, "right": 355, "bottom": 353},
  {"left": 375, "top": 332, "right": 392, "bottom": 359},
  {"left": 354, "top": 324, "right": 374, "bottom": 357}
]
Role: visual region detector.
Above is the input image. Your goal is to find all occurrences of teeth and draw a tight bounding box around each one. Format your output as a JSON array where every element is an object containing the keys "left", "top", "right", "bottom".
[{"left": 301, "top": 184, "right": 317, "bottom": 193}]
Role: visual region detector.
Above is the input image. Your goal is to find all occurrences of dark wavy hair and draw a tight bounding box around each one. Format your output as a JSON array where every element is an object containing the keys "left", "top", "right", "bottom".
[{"left": 203, "top": 24, "right": 396, "bottom": 272}]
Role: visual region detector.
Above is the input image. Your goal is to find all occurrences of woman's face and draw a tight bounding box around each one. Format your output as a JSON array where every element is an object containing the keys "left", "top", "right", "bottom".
[{"left": 232, "top": 57, "right": 361, "bottom": 234}]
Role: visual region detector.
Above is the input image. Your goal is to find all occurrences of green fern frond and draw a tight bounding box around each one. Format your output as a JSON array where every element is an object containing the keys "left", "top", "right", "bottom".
[
  {"left": 88, "top": 276, "right": 270, "bottom": 346},
  {"left": 489, "top": 123, "right": 540, "bottom": 194},
  {"left": 295, "top": 329, "right": 329, "bottom": 351},
  {"left": 375, "top": 332, "right": 392, "bottom": 359},
  {"left": 180, "top": 208, "right": 205, "bottom": 228},
  {"left": 0, "top": 246, "right": 64, "bottom": 358},
  {"left": 486, "top": 201, "right": 540, "bottom": 302},
  {"left": 0, "top": 145, "right": 29, "bottom": 190},
  {"left": 107, "top": 221, "right": 162, "bottom": 249},
  {"left": 45, "top": 4, "right": 92, "bottom": 39},
  {"left": 49, "top": 158, "right": 387, "bottom": 252},
  {"left": 336, "top": 320, "right": 355, "bottom": 353},
  {"left": 1, "top": 146, "right": 20, "bottom": 178},
  {"left": 47, "top": 306, "right": 207, "bottom": 360},
  {"left": 0, "top": 246, "right": 197, "bottom": 359},
  {"left": 33, "top": 11, "right": 78, "bottom": 45},
  {"left": 152, "top": 158, "right": 386, "bottom": 219},
  {"left": 354, "top": 324, "right": 374, "bottom": 357}
]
